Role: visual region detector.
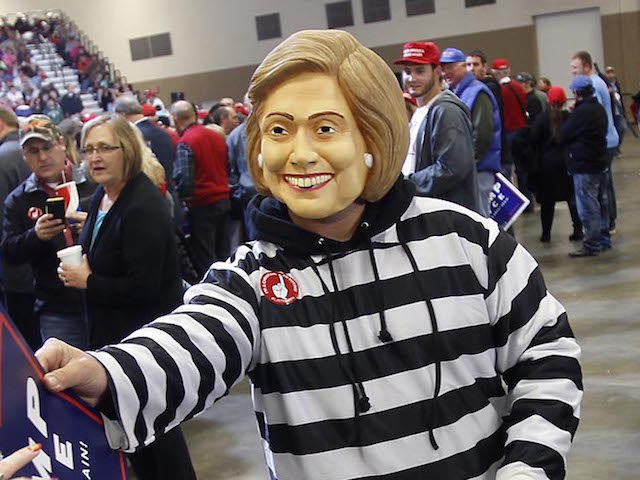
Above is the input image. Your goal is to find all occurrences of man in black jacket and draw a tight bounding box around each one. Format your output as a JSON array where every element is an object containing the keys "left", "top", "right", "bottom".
[
  {"left": 559, "top": 75, "right": 610, "bottom": 257},
  {"left": 1, "top": 115, "right": 94, "bottom": 347}
]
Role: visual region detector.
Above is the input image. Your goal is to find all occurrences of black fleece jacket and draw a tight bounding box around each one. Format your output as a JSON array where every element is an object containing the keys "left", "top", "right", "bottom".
[{"left": 558, "top": 96, "right": 607, "bottom": 173}]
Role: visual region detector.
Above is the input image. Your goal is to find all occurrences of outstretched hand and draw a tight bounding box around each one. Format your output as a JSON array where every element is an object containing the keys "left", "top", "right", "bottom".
[{"left": 35, "top": 338, "right": 108, "bottom": 408}]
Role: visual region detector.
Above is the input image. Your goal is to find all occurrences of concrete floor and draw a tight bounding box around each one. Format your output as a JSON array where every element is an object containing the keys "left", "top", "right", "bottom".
[{"left": 180, "top": 134, "right": 640, "bottom": 480}]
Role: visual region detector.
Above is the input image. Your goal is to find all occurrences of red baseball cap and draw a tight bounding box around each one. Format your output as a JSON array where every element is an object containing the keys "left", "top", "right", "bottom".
[
  {"left": 141, "top": 104, "right": 157, "bottom": 117},
  {"left": 547, "top": 86, "right": 567, "bottom": 105},
  {"left": 492, "top": 58, "right": 509, "bottom": 70},
  {"left": 394, "top": 42, "right": 440, "bottom": 66}
]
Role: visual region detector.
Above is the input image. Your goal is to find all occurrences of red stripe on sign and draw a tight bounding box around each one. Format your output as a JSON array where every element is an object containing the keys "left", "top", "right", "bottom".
[
  {"left": 0, "top": 312, "right": 44, "bottom": 382},
  {"left": 57, "top": 391, "right": 102, "bottom": 424},
  {"left": 0, "top": 312, "right": 102, "bottom": 424},
  {"left": 119, "top": 451, "right": 128, "bottom": 478}
]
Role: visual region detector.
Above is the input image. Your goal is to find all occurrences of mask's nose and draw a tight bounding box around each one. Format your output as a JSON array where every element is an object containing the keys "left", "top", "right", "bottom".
[{"left": 289, "top": 129, "right": 319, "bottom": 168}]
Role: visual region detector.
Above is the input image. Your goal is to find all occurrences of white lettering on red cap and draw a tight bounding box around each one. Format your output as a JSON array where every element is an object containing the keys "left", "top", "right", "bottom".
[
  {"left": 403, "top": 48, "right": 425, "bottom": 58},
  {"left": 260, "top": 271, "right": 300, "bottom": 306},
  {"left": 402, "top": 48, "right": 424, "bottom": 57}
]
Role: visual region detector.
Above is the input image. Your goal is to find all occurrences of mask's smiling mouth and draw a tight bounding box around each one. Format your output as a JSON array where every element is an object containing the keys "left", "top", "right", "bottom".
[{"left": 284, "top": 173, "right": 334, "bottom": 190}]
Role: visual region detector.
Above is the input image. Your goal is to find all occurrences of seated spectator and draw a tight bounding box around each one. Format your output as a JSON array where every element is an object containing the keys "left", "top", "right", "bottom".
[
  {"left": 1, "top": 46, "right": 17, "bottom": 69},
  {"left": 5, "top": 83, "right": 24, "bottom": 108},
  {"left": 59, "top": 84, "right": 84, "bottom": 117},
  {"left": 43, "top": 97, "right": 64, "bottom": 124}
]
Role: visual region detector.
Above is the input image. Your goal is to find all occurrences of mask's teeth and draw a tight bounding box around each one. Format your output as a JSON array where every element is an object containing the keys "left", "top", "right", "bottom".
[{"left": 286, "top": 175, "right": 332, "bottom": 188}]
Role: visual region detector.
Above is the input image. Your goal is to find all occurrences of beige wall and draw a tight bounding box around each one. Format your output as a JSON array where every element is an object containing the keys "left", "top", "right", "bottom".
[
  {"left": 602, "top": 10, "right": 640, "bottom": 96},
  {"left": 139, "top": 11, "right": 636, "bottom": 107}
]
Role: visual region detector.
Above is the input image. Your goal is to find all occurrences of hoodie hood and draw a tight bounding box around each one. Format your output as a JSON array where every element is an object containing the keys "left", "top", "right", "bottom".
[{"left": 247, "top": 175, "right": 415, "bottom": 254}]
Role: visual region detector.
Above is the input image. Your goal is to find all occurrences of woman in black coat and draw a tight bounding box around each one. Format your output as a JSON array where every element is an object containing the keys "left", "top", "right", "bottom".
[
  {"left": 526, "top": 86, "right": 582, "bottom": 242},
  {"left": 58, "top": 114, "right": 196, "bottom": 480}
]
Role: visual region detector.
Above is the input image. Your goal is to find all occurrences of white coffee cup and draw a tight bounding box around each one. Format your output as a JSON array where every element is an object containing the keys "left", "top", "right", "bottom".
[{"left": 57, "top": 245, "right": 83, "bottom": 266}]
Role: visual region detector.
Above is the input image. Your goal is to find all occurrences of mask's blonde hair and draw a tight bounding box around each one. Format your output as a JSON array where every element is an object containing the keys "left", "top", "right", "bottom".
[{"left": 246, "top": 29, "right": 408, "bottom": 202}]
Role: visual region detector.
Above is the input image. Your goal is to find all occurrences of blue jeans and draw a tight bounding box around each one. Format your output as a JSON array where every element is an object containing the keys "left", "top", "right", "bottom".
[
  {"left": 573, "top": 171, "right": 611, "bottom": 252},
  {"left": 39, "top": 307, "right": 89, "bottom": 350}
]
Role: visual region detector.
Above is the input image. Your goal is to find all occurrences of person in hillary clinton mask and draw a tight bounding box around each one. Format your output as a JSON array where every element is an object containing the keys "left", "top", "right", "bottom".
[{"left": 35, "top": 30, "right": 581, "bottom": 480}]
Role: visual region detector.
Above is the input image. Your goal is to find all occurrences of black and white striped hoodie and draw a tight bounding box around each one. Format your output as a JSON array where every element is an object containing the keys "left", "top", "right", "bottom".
[{"left": 93, "top": 178, "right": 582, "bottom": 480}]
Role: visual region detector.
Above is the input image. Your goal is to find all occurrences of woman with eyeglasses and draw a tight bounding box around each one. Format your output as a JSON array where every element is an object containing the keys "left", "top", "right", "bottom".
[{"left": 57, "top": 114, "right": 196, "bottom": 480}]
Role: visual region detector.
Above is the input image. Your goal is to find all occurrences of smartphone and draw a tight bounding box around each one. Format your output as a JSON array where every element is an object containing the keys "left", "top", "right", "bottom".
[{"left": 45, "top": 197, "right": 66, "bottom": 220}]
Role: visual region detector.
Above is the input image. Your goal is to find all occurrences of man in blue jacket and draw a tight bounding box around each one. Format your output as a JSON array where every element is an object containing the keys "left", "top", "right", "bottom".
[{"left": 440, "top": 47, "right": 502, "bottom": 217}]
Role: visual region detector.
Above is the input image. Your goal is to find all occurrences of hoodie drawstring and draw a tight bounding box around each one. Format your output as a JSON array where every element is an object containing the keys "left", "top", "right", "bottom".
[
  {"left": 309, "top": 242, "right": 371, "bottom": 419},
  {"left": 360, "top": 221, "right": 393, "bottom": 343},
  {"left": 400, "top": 242, "right": 441, "bottom": 450},
  {"left": 309, "top": 228, "right": 441, "bottom": 450}
]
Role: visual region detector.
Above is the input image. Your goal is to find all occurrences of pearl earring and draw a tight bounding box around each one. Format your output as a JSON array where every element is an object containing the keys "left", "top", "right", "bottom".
[
  {"left": 257, "top": 153, "right": 264, "bottom": 168},
  {"left": 364, "top": 153, "right": 373, "bottom": 169}
]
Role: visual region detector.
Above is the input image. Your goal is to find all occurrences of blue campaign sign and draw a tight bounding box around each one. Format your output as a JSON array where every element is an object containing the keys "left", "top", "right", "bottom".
[
  {"left": 489, "top": 172, "right": 531, "bottom": 230},
  {"left": 0, "top": 309, "right": 128, "bottom": 479}
]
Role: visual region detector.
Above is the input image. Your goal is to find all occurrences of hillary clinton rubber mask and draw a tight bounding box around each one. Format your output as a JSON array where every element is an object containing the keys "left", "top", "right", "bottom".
[
  {"left": 259, "top": 72, "right": 369, "bottom": 221},
  {"left": 245, "top": 29, "right": 410, "bottom": 222}
]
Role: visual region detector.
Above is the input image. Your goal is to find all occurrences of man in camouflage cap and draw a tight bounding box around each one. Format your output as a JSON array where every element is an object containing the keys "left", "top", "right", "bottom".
[{"left": 0, "top": 115, "right": 95, "bottom": 349}]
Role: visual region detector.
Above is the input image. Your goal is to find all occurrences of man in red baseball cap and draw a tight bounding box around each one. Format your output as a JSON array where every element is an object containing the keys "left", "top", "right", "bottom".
[
  {"left": 491, "top": 57, "right": 532, "bottom": 213},
  {"left": 393, "top": 42, "right": 442, "bottom": 176},
  {"left": 491, "top": 58, "right": 511, "bottom": 82},
  {"left": 393, "top": 41, "right": 479, "bottom": 212}
]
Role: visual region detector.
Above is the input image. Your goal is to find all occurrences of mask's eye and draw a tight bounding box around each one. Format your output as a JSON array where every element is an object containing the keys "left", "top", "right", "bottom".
[
  {"left": 317, "top": 125, "right": 336, "bottom": 134},
  {"left": 270, "top": 125, "right": 288, "bottom": 135}
]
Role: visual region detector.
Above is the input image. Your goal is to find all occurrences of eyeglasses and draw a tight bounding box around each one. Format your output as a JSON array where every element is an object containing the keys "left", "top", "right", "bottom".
[
  {"left": 23, "top": 143, "right": 56, "bottom": 156},
  {"left": 81, "top": 145, "right": 121, "bottom": 156}
]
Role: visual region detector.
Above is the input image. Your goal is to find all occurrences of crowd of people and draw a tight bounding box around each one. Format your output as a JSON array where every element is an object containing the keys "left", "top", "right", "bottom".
[
  {"left": 1, "top": 12, "right": 136, "bottom": 122},
  {"left": 396, "top": 41, "right": 627, "bottom": 256},
  {"left": 0, "top": 16, "right": 632, "bottom": 480}
]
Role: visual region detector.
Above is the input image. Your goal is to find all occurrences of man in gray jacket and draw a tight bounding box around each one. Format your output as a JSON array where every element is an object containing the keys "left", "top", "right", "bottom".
[
  {"left": 0, "top": 108, "right": 38, "bottom": 350},
  {"left": 395, "top": 41, "right": 479, "bottom": 212}
]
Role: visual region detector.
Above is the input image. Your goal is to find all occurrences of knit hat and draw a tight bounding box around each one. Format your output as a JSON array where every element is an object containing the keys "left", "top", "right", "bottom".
[
  {"left": 19, "top": 114, "right": 62, "bottom": 146},
  {"left": 547, "top": 86, "right": 567, "bottom": 105},
  {"left": 439, "top": 47, "right": 466, "bottom": 64},
  {"left": 492, "top": 58, "right": 509, "bottom": 70},
  {"left": 570, "top": 75, "right": 592, "bottom": 92},
  {"left": 393, "top": 41, "right": 440, "bottom": 66}
]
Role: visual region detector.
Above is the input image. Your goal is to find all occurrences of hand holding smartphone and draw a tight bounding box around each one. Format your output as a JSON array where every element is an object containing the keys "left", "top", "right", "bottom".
[{"left": 45, "top": 197, "right": 66, "bottom": 220}]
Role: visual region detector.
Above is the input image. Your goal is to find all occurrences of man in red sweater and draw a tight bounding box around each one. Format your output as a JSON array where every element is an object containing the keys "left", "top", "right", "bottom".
[
  {"left": 171, "top": 100, "right": 231, "bottom": 276},
  {"left": 491, "top": 58, "right": 533, "bottom": 211}
]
